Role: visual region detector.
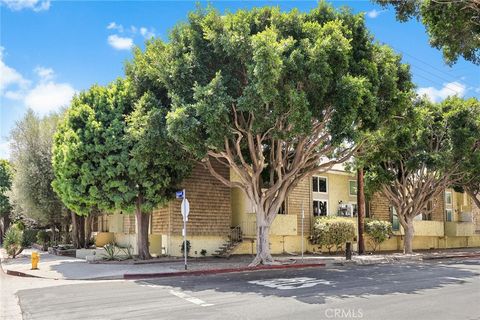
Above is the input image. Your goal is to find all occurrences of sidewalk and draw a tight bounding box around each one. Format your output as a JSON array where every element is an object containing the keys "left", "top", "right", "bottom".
[
  {"left": 2, "top": 248, "right": 479, "bottom": 280},
  {"left": 0, "top": 249, "right": 330, "bottom": 280}
]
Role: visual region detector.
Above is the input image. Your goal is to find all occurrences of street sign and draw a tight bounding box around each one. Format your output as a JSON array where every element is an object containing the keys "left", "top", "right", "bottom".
[
  {"left": 176, "top": 190, "right": 184, "bottom": 199},
  {"left": 181, "top": 198, "right": 190, "bottom": 222}
]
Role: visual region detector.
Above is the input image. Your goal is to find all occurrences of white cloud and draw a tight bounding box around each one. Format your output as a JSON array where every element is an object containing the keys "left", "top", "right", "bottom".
[
  {"left": 107, "top": 34, "right": 133, "bottom": 50},
  {"left": 140, "top": 27, "right": 155, "bottom": 39},
  {"left": 34, "top": 66, "right": 54, "bottom": 81},
  {"left": 107, "top": 22, "right": 124, "bottom": 33},
  {"left": 0, "top": 47, "right": 30, "bottom": 95},
  {"left": 417, "top": 81, "right": 466, "bottom": 102},
  {"left": 366, "top": 9, "right": 385, "bottom": 19},
  {"left": 1, "top": 47, "right": 76, "bottom": 115},
  {"left": 0, "top": 0, "right": 50, "bottom": 12},
  {"left": 24, "top": 81, "right": 75, "bottom": 115}
]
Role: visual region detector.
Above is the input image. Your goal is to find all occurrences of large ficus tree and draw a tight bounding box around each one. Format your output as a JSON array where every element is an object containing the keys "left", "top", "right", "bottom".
[
  {"left": 365, "top": 97, "right": 478, "bottom": 254},
  {"left": 164, "top": 4, "right": 413, "bottom": 265},
  {"left": 448, "top": 97, "right": 480, "bottom": 208},
  {"left": 374, "top": 0, "right": 480, "bottom": 65},
  {"left": 52, "top": 78, "right": 190, "bottom": 259}
]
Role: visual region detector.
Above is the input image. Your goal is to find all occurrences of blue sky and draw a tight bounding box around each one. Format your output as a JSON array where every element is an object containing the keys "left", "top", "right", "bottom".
[{"left": 1, "top": 0, "right": 479, "bottom": 159}]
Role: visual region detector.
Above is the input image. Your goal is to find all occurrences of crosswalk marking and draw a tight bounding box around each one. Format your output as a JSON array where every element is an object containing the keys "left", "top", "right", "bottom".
[{"left": 169, "top": 290, "right": 214, "bottom": 307}]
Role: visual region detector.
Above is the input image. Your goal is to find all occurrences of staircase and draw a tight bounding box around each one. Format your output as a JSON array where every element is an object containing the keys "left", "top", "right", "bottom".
[{"left": 213, "top": 226, "right": 243, "bottom": 258}]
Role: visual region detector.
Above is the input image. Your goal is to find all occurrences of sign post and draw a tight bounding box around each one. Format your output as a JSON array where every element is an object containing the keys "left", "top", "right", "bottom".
[
  {"left": 179, "top": 189, "right": 189, "bottom": 270},
  {"left": 301, "top": 201, "right": 305, "bottom": 263}
]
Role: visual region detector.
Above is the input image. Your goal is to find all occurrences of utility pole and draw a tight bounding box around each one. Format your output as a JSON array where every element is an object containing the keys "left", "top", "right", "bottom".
[{"left": 357, "top": 167, "right": 366, "bottom": 255}]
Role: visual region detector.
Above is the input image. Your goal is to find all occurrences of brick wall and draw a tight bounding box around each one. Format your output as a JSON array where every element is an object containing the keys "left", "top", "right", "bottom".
[
  {"left": 151, "top": 160, "right": 231, "bottom": 236},
  {"left": 287, "top": 177, "right": 312, "bottom": 235},
  {"left": 369, "top": 192, "right": 445, "bottom": 222},
  {"left": 123, "top": 214, "right": 136, "bottom": 234}
]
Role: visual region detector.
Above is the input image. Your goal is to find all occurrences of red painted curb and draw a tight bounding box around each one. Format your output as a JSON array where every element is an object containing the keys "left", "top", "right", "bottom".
[
  {"left": 423, "top": 253, "right": 480, "bottom": 260},
  {"left": 124, "top": 262, "right": 326, "bottom": 280}
]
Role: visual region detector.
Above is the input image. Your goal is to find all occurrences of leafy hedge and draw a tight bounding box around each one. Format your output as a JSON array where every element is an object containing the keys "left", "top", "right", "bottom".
[
  {"left": 365, "top": 219, "right": 392, "bottom": 252},
  {"left": 310, "top": 217, "right": 355, "bottom": 253}
]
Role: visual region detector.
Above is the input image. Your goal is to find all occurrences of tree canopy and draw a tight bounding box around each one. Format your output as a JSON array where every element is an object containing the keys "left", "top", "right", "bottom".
[
  {"left": 375, "top": 0, "right": 480, "bottom": 65},
  {"left": 9, "top": 110, "right": 67, "bottom": 228},
  {"left": 163, "top": 3, "right": 413, "bottom": 264},
  {"left": 0, "top": 159, "right": 13, "bottom": 218},
  {"left": 52, "top": 76, "right": 191, "bottom": 259},
  {"left": 364, "top": 96, "right": 479, "bottom": 253}
]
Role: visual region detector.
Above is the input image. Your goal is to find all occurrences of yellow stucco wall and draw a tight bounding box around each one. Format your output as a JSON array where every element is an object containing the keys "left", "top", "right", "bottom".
[
  {"left": 95, "top": 232, "right": 114, "bottom": 247},
  {"left": 166, "top": 235, "right": 229, "bottom": 257}
]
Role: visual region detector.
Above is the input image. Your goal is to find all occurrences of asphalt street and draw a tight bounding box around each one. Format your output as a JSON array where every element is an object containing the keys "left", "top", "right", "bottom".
[{"left": 14, "top": 258, "right": 480, "bottom": 320}]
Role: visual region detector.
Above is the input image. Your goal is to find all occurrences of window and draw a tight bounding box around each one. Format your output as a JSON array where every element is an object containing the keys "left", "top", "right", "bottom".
[
  {"left": 446, "top": 209, "right": 453, "bottom": 222},
  {"left": 390, "top": 206, "right": 400, "bottom": 231},
  {"left": 349, "top": 180, "right": 357, "bottom": 196},
  {"left": 313, "top": 200, "right": 328, "bottom": 216},
  {"left": 351, "top": 203, "right": 358, "bottom": 216},
  {"left": 445, "top": 191, "right": 452, "bottom": 205},
  {"left": 312, "top": 176, "right": 327, "bottom": 193}
]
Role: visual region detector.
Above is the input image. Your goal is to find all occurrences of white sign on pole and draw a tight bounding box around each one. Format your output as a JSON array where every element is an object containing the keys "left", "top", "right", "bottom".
[{"left": 181, "top": 198, "right": 190, "bottom": 222}]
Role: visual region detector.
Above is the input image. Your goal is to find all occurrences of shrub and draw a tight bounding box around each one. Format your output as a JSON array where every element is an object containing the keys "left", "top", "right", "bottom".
[
  {"left": 200, "top": 249, "right": 207, "bottom": 257},
  {"left": 310, "top": 217, "right": 355, "bottom": 253},
  {"left": 22, "top": 229, "right": 39, "bottom": 247},
  {"left": 36, "top": 230, "right": 50, "bottom": 245},
  {"left": 119, "top": 244, "right": 134, "bottom": 260},
  {"left": 365, "top": 219, "right": 392, "bottom": 252},
  {"left": 180, "top": 240, "right": 191, "bottom": 255},
  {"left": 103, "top": 242, "right": 119, "bottom": 261},
  {"left": 3, "top": 226, "right": 24, "bottom": 258}
]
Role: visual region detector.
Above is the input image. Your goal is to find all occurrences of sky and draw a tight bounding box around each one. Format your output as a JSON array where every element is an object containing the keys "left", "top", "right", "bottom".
[{"left": 1, "top": 0, "right": 479, "bottom": 159}]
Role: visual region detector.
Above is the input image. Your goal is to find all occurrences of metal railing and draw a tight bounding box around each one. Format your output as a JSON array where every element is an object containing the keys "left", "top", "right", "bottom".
[{"left": 230, "top": 225, "right": 243, "bottom": 243}]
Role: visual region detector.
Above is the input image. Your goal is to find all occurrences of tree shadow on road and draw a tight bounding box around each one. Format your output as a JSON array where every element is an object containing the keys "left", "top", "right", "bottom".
[{"left": 134, "top": 262, "right": 480, "bottom": 305}]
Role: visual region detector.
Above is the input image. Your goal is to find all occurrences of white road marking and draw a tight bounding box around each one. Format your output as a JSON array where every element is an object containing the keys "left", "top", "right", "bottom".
[
  {"left": 169, "top": 290, "right": 214, "bottom": 307},
  {"left": 249, "top": 277, "right": 331, "bottom": 290}
]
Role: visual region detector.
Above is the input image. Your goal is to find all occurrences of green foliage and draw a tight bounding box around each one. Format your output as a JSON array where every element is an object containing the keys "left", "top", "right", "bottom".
[
  {"left": 22, "top": 229, "right": 39, "bottom": 247},
  {"left": 3, "top": 225, "right": 23, "bottom": 258},
  {"left": 9, "top": 110, "right": 67, "bottom": 226},
  {"left": 36, "top": 230, "right": 50, "bottom": 245},
  {"left": 164, "top": 3, "right": 413, "bottom": 186},
  {"left": 52, "top": 78, "right": 191, "bottom": 215},
  {"left": 102, "top": 243, "right": 119, "bottom": 261},
  {"left": 180, "top": 240, "right": 191, "bottom": 255},
  {"left": 310, "top": 217, "right": 355, "bottom": 253},
  {"left": 119, "top": 244, "right": 134, "bottom": 260},
  {"left": 374, "top": 0, "right": 480, "bottom": 64},
  {"left": 0, "top": 159, "right": 13, "bottom": 218},
  {"left": 365, "top": 219, "right": 392, "bottom": 252}
]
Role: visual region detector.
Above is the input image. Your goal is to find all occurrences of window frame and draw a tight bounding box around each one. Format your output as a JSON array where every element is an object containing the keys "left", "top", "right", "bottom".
[
  {"left": 445, "top": 191, "right": 453, "bottom": 205},
  {"left": 445, "top": 209, "right": 453, "bottom": 222},
  {"left": 312, "top": 175, "right": 328, "bottom": 194},
  {"left": 349, "top": 180, "right": 357, "bottom": 196},
  {"left": 313, "top": 199, "right": 329, "bottom": 217}
]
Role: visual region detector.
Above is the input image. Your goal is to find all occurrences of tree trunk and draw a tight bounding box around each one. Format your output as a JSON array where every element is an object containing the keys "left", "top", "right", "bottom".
[
  {"left": 85, "top": 214, "right": 93, "bottom": 248},
  {"left": 357, "top": 167, "right": 366, "bottom": 255},
  {"left": 136, "top": 196, "right": 151, "bottom": 260},
  {"left": 77, "top": 215, "right": 86, "bottom": 249},
  {"left": 0, "top": 214, "right": 10, "bottom": 245},
  {"left": 403, "top": 217, "right": 415, "bottom": 254},
  {"left": 70, "top": 211, "right": 80, "bottom": 249},
  {"left": 249, "top": 207, "right": 278, "bottom": 266}
]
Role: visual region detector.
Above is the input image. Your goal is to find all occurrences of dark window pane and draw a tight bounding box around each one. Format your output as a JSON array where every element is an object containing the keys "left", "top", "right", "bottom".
[
  {"left": 319, "top": 178, "right": 327, "bottom": 193},
  {"left": 319, "top": 201, "right": 327, "bottom": 216},
  {"left": 312, "top": 177, "right": 318, "bottom": 192},
  {"left": 313, "top": 201, "right": 319, "bottom": 216}
]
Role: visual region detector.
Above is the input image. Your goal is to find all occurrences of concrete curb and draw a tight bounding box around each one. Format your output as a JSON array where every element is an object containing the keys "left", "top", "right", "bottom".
[
  {"left": 5, "top": 269, "right": 44, "bottom": 278},
  {"left": 124, "top": 262, "right": 327, "bottom": 280},
  {"left": 423, "top": 253, "right": 480, "bottom": 260}
]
